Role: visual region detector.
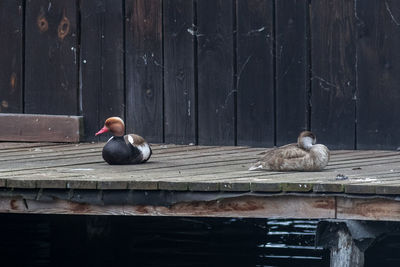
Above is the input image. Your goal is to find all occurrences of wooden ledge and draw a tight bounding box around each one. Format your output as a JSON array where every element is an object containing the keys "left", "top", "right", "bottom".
[{"left": 0, "top": 113, "right": 83, "bottom": 142}]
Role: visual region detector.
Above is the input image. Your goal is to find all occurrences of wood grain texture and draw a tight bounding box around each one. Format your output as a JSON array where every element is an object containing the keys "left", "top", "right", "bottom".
[
  {"left": 310, "top": 0, "right": 356, "bottom": 149},
  {"left": 275, "top": 0, "right": 309, "bottom": 146},
  {"left": 0, "top": 195, "right": 336, "bottom": 219},
  {"left": 25, "top": 0, "right": 78, "bottom": 115},
  {"left": 197, "top": 0, "right": 235, "bottom": 145},
  {"left": 356, "top": 0, "right": 400, "bottom": 149},
  {"left": 337, "top": 197, "right": 400, "bottom": 221},
  {"left": 236, "top": 0, "right": 274, "bottom": 147},
  {"left": 0, "top": 0, "right": 23, "bottom": 113},
  {"left": 125, "top": 0, "right": 163, "bottom": 142},
  {"left": 1, "top": 143, "right": 400, "bottom": 195},
  {"left": 0, "top": 113, "right": 83, "bottom": 142},
  {"left": 163, "top": 0, "right": 196, "bottom": 145},
  {"left": 80, "top": 0, "right": 125, "bottom": 141},
  {"left": 330, "top": 229, "right": 364, "bottom": 267}
]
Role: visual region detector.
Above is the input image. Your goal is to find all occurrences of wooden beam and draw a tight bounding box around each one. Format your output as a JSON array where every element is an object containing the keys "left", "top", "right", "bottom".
[
  {"left": 0, "top": 195, "right": 336, "bottom": 218},
  {"left": 0, "top": 113, "right": 83, "bottom": 142},
  {"left": 337, "top": 197, "right": 400, "bottom": 221}
]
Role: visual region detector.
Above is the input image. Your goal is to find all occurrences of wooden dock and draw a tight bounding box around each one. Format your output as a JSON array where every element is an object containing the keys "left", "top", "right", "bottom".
[{"left": 1, "top": 142, "right": 400, "bottom": 221}]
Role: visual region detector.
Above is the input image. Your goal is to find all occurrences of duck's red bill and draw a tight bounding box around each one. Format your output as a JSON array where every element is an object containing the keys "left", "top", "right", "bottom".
[{"left": 95, "top": 126, "right": 109, "bottom": 136}]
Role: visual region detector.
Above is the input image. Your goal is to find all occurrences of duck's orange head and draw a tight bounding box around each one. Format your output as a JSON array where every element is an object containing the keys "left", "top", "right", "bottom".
[{"left": 95, "top": 117, "right": 125, "bottom": 137}]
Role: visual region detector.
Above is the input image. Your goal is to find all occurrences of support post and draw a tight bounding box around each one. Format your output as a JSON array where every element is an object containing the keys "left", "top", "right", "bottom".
[{"left": 330, "top": 229, "right": 364, "bottom": 267}]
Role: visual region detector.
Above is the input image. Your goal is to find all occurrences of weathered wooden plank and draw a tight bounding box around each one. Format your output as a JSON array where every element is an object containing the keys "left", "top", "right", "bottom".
[
  {"left": 97, "top": 180, "right": 128, "bottom": 190},
  {"left": 236, "top": 0, "right": 274, "bottom": 147},
  {"left": 25, "top": 0, "right": 78, "bottom": 115},
  {"left": 0, "top": 114, "right": 83, "bottom": 142},
  {"left": 250, "top": 182, "right": 281, "bottom": 193},
  {"left": 158, "top": 181, "right": 187, "bottom": 191},
  {"left": 80, "top": 0, "right": 125, "bottom": 141},
  {"left": 66, "top": 180, "right": 97, "bottom": 190},
  {"left": 310, "top": 0, "right": 356, "bottom": 149},
  {"left": 376, "top": 184, "right": 400, "bottom": 195},
  {"left": 2, "top": 142, "right": 400, "bottom": 196},
  {"left": 188, "top": 182, "right": 219, "bottom": 192},
  {"left": 219, "top": 181, "right": 250, "bottom": 192},
  {"left": 0, "top": 195, "right": 336, "bottom": 219},
  {"left": 0, "top": 146, "right": 258, "bottom": 173},
  {"left": 197, "top": 0, "right": 235, "bottom": 145},
  {"left": 0, "top": 142, "right": 57, "bottom": 150},
  {"left": 0, "top": 0, "right": 23, "bottom": 113},
  {"left": 163, "top": 0, "right": 196, "bottom": 145},
  {"left": 337, "top": 197, "right": 400, "bottom": 221},
  {"left": 6, "top": 178, "right": 36, "bottom": 189},
  {"left": 125, "top": 0, "right": 163, "bottom": 142},
  {"left": 128, "top": 180, "right": 158, "bottom": 190},
  {"left": 345, "top": 184, "right": 376, "bottom": 194},
  {"left": 275, "top": 0, "right": 309, "bottom": 146},
  {"left": 356, "top": 0, "right": 400, "bottom": 149}
]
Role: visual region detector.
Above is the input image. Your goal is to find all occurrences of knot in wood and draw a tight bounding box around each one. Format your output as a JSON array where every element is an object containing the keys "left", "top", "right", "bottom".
[
  {"left": 58, "top": 13, "right": 70, "bottom": 40},
  {"left": 10, "top": 72, "right": 17, "bottom": 90},
  {"left": 1, "top": 100, "right": 9, "bottom": 109},
  {"left": 37, "top": 14, "right": 48, "bottom": 33}
]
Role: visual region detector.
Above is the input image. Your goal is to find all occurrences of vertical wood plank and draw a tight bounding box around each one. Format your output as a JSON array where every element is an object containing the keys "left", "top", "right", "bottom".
[
  {"left": 275, "top": 0, "right": 309, "bottom": 146},
  {"left": 163, "top": 0, "right": 196, "bottom": 145},
  {"left": 236, "top": 0, "right": 274, "bottom": 147},
  {"left": 0, "top": 0, "right": 23, "bottom": 114},
  {"left": 125, "top": 0, "right": 163, "bottom": 143},
  {"left": 25, "top": 0, "right": 78, "bottom": 115},
  {"left": 80, "top": 0, "right": 125, "bottom": 141},
  {"left": 356, "top": 0, "right": 400, "bottom": 149},
  {"left": 197, "top": 0, "right": 234, "bottom": 145},
  {"left": 311, "top": 0, "right": 356, "bottom": 149}
]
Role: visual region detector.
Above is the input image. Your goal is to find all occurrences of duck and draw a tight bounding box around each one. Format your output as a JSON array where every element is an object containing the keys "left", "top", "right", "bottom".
[
  {"left": 95, "top": 117, "right": 152, "bottom": 165},
  {"left": 249, "top": 131, "right": 330, "bottom": 171}
]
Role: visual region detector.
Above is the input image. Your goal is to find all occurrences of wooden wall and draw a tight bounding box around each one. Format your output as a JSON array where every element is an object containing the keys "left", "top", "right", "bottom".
[{"left": 1, "top": 0, "right": 400, "bottom": 149}]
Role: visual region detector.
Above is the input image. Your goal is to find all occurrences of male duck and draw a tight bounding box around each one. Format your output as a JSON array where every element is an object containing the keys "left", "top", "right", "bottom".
[
  {"left": 249, "top": 131, "right": 330, "bottom": 171},
  {"left": 95, "top": 117, "right": 152, "bottom": 165}
]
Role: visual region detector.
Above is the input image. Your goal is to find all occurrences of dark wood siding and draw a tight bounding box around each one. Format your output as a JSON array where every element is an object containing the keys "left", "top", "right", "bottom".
[
  {"left": 236, "top": 0, "right": 274, "bottom": 147},
  {"left": 80, "top": 0, "right": 125, "bottom": 141},
  {"left": 275, "top": 0, "right": 309, "bottom": 146},
  {"left": 24, "top": 0, "right": 78, "bottom": 115},
  {"left": 163, "top": 0, "right": 196, "bottom": 145},
  {"left": 0, "top": 0, "right": 23, "bottom": 114},
  {"left": 311, "top": 0, "right": 356, "bottom": 149},
  {"left": 356, "top": 0, "right": 400, "bottom": 149},
  {"left": 197, "top": 0, "right": 235, "bottom": 145},
  {"left": 2, "top": 0, "right": 400, "bottom": 149},
  {"left": 125, "top": 0, "right": 163, "bottom": 143}
]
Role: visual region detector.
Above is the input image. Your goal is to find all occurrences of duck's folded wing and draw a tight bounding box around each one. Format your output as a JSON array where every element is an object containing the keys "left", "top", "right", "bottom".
[
  {"left": 249, "top": 144, "right": 308, "bottom": 171},
  {"left": 124, "top": 134, "right": 146, "bottom": 146},
  {"left": 262, "top": 144, "right": 307, "bottom": 160}
]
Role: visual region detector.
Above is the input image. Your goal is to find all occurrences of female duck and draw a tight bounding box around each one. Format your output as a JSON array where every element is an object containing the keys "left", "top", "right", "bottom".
[
  {"left": 249, "top": 131, "right": 330, "bottom": 171},
  {"left": 95, "top": 117, "right": 152, "bottom": 165}
]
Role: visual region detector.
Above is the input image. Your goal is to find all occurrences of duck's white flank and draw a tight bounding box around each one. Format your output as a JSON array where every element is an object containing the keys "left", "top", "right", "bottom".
[
  {"left": 138, "top": 144, "right": 151, "bottom": 161},
  {"left": 127, "top": 135, "right": 134, "bottom": 145}
]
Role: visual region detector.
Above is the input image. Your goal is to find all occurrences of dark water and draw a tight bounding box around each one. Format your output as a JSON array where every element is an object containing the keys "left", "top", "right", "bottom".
[
  {"left": 0, "top": 214, "right": 398, "bottom": 267},
  {"left": 0, "top": 214, "right": 328, "bottom": 267}
]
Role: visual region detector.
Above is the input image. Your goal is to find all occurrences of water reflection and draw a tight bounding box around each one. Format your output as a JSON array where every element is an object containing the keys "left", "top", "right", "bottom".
[{"left": 0, "top": 214, "right": 329, "bottom": 266}]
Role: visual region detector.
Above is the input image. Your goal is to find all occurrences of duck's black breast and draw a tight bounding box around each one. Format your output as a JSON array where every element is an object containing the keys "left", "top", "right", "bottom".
[{"left": 102, "top": 136, "right": 142, "bottom": 165}]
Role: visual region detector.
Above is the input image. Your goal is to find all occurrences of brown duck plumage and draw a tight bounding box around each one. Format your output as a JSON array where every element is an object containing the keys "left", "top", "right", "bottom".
[{"left": 249, "top": 131, "right": 330, "bottom": 171}]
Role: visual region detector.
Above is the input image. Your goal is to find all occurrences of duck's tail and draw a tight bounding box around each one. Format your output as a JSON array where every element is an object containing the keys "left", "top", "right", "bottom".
[{"left": 249, "top": 162, "right": 263, "bottom": 171}]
